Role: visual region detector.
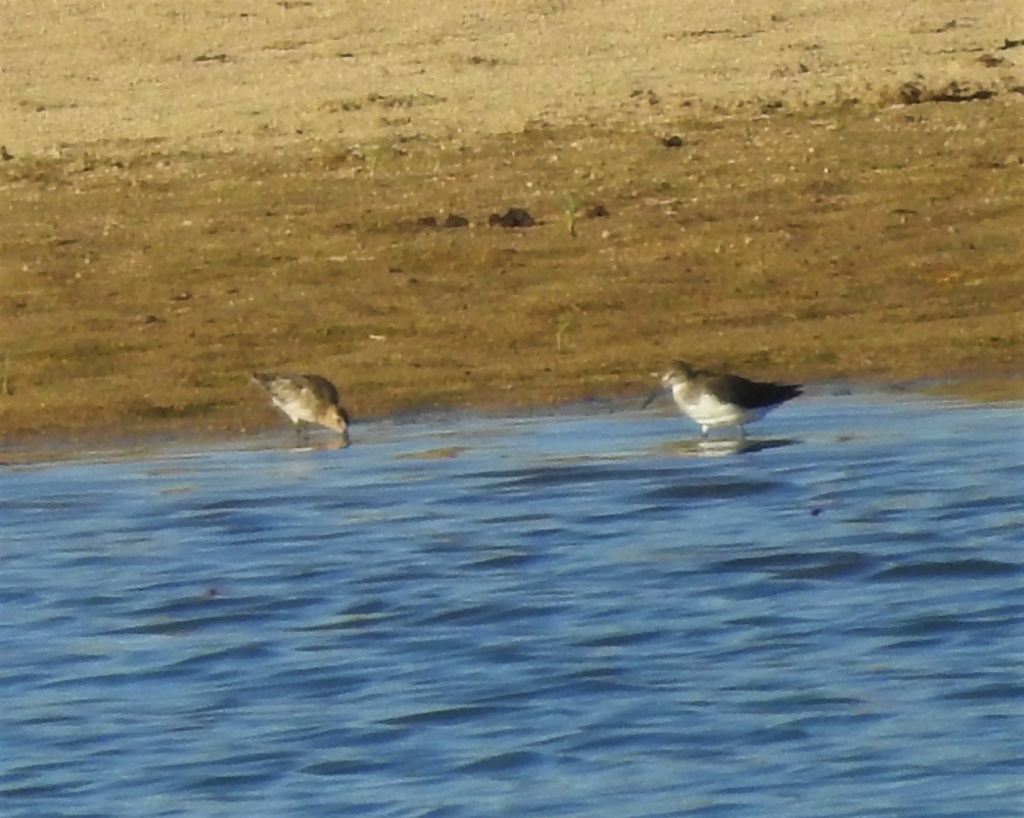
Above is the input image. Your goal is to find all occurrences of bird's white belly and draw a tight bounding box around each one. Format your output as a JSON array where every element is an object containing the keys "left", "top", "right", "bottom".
[
  {"left": 273, "top": 396, "right": 309, "bottom": 425},
  {"left": 674, "top": 390, "right": 767, "bottom": 428}
]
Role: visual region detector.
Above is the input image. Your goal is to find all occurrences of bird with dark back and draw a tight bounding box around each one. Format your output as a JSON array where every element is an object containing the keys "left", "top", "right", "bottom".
[{"left": 643, "top": 361, "right": 802, "bottom": 438}]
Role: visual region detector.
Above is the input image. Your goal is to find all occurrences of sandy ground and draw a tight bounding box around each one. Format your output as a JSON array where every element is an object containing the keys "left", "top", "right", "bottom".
[
  {"left": 1, "top": 0, "right": 1022, "bottom": 444},
  {"left": 4, "top": 0, "right": 1020, "bottom": 153}
]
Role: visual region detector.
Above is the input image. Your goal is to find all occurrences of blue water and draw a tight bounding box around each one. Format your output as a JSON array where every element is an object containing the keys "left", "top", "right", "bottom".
[{"left": 1, "top": 393, "right": 1022, "bottom": 817}]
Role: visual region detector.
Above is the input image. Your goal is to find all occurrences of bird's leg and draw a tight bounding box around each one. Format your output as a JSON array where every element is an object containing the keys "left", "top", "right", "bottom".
[{"left": 737, "top": 425, "right": 747, "bottom": 440}]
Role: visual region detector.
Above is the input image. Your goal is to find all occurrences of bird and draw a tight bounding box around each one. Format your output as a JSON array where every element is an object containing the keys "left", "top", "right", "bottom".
[
  {"left": 642, "top": 361, "right": 802, "bottom": 438},
  {"left": 251, "top": 372, "right": 351, "bottom": 443}
]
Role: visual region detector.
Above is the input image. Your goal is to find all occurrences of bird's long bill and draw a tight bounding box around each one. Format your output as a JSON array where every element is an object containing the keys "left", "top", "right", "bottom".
[{"left": 641, "top": 388, "right": 662, "bottom": 410}]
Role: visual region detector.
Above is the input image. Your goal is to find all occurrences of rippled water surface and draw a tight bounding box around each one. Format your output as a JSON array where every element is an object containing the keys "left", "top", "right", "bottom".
[{"left": 2, "top": 393, "right": 1022, "bottom": 817}]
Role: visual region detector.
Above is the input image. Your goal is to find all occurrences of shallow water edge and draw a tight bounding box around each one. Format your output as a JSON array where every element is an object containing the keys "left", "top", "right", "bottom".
[{"left": 2, "top": 376, "right": 1021, "bottom": 467}]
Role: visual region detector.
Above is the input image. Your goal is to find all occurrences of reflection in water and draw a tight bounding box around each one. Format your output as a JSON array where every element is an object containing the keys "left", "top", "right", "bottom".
[
  {"left": 294, "top": 436, "right": 351, "bottom": 453},
  {"left": 663, "top": 436, "right": 799, "bottom": 458},
  {"left": 1, "top": 394, "right": 1022, "bottom": 818}
]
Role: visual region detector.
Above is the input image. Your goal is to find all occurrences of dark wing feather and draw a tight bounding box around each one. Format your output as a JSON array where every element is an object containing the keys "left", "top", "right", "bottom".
[
  {"left": 709, "top": 373, "right": 802, "bottom": 409},
  {"left": 300, "top": 374, "right": 341, "bottom": 406}
]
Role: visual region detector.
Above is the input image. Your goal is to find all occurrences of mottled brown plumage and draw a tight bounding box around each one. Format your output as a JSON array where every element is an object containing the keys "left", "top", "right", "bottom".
[{"left": 252, "top": 372, "right": 350, "bottom": 440}]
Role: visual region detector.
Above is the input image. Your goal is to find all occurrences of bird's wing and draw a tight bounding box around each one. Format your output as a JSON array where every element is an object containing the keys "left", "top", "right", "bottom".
[
  {"left": 710, "top": 374, "right": 801, "bottom": 409},
  {"left": 300, "top": 374, "right": 340, "bottom": 405}
]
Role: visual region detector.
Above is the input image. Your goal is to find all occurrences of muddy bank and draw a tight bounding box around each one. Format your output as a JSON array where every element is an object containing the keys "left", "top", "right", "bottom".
[{"left": 1, "top": 1, "right": 1021, "bottom": 442}]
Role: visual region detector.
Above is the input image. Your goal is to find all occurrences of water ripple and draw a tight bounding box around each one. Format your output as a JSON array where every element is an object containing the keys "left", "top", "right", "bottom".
[{"left": 1, "top": 394, "right": 1021, "bottom": 817}]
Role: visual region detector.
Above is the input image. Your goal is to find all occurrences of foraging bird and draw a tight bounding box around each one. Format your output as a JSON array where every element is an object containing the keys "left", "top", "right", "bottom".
[
  {"left": 643, "top": 361, "right": 801, "bottom": 438},
  {"left": 251, "top": 372, "right": 351, "bottom": 442}
]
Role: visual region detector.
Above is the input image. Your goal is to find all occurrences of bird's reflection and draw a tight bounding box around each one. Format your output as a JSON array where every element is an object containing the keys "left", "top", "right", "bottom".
[
  {"left": 266, "top": 436, "right": 350, "bottom": 453},
  {"left": 663, "top": 437, "right": 798, "bottom": 458}
]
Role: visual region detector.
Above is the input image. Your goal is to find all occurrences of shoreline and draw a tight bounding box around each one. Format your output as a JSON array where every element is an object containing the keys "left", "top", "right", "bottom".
[
  {"left": 2, "top": 2, "right": 1021, "bottom": 449},
  {"left": 3, "top": 100, "right": 1021, "bottom": 445},
  {"left": 2, "top": 369, "right": 1021, "bottom": 463}
]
